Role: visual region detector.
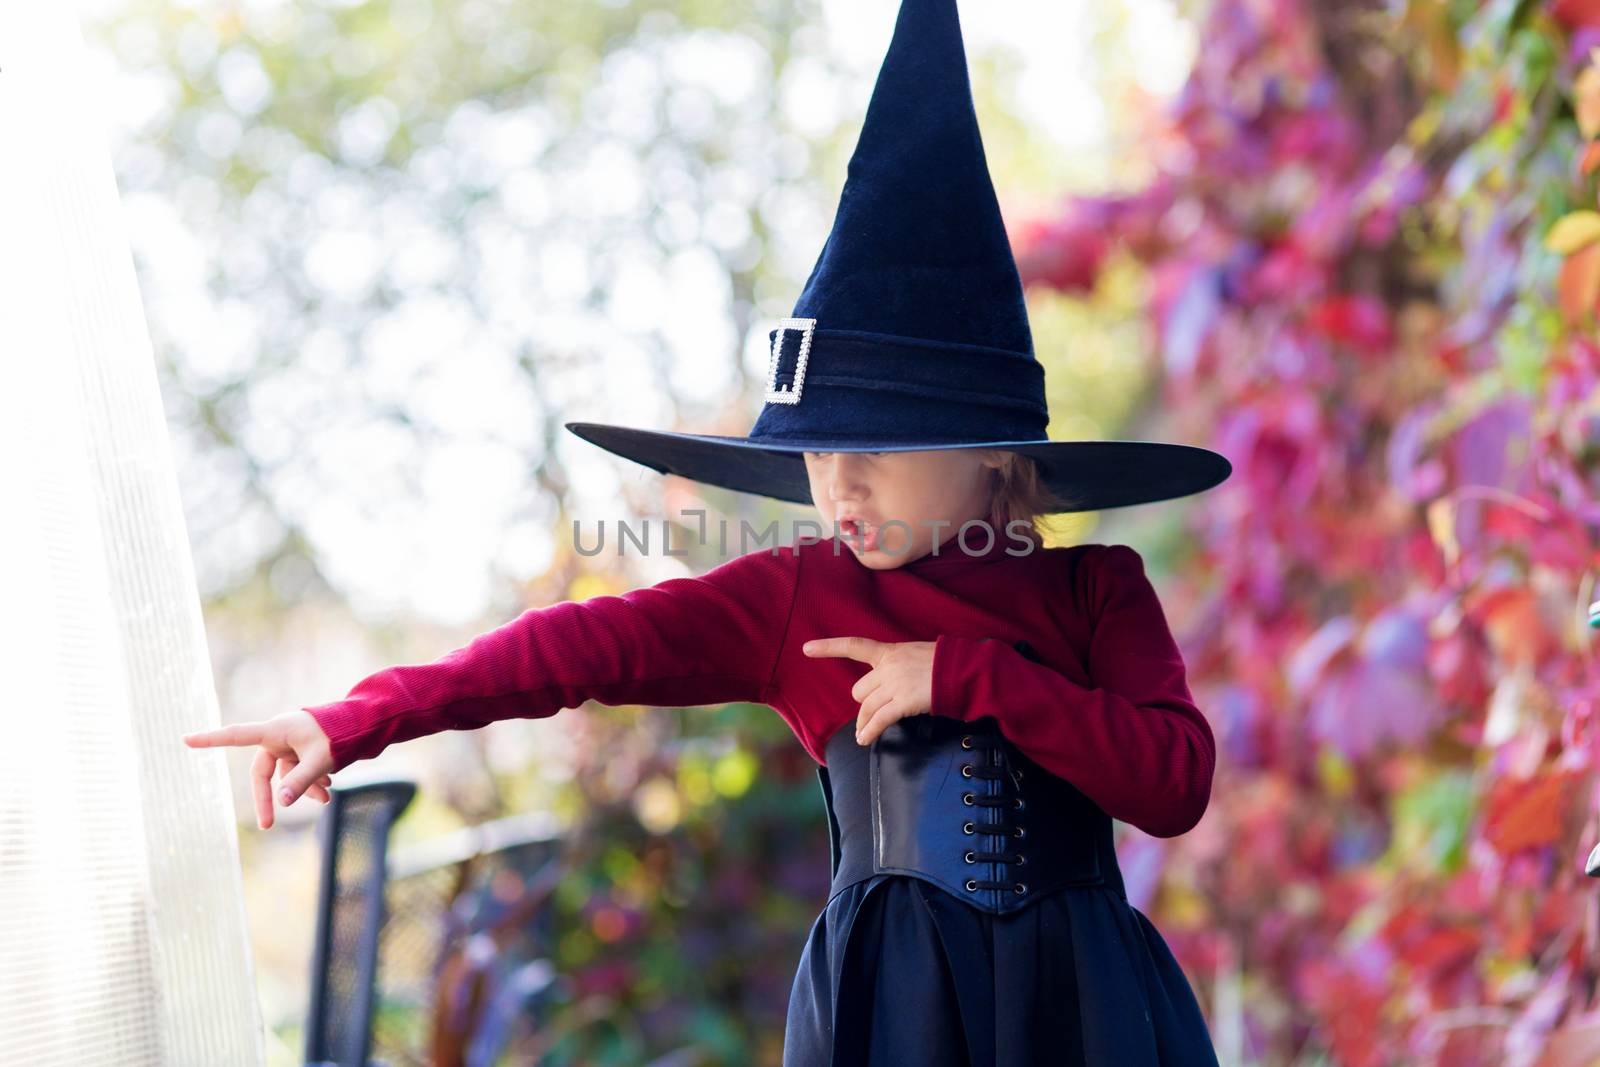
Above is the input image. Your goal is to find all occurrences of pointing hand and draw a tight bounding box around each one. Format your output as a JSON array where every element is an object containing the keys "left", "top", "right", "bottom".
[
  {"left": 182, "top": 710, "right": 335, "bottom": 829},
  {"left": 802, "top": 636, "right": 936, "bottom": 746}
]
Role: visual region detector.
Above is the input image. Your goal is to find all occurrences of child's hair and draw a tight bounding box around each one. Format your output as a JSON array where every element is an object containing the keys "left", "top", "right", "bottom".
[{"left": 983, "top": 450, "right": 1081, "bottom": 548}]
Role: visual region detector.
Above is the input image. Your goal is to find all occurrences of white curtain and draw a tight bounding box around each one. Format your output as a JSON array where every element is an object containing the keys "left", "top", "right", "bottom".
[{"left": 0, "top": 4, "right": 266, "bottom": 1064}]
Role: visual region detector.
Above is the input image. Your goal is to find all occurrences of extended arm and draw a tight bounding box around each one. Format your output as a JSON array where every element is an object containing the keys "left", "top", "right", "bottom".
[
  {"left": 303, "top": 546, "right": 801, "bottom": 773},
  {"left": 928, "top": 544, "right": 1216, "bottom": 838}
]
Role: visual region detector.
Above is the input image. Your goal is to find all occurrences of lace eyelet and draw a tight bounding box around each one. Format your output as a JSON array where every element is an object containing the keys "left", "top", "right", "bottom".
[
  {"left": 1015, "top": 854, "right": 1027, "bottom": 865},
  {"left": 964, "top": 850, "right": 975, "bottom": 864},
  {"left": 963, "top": 821, "right": 975, "bottom": 834},
  {"left": 960, "top": 764, "right": 973, "bottom": 778},
  {"left": 1012, "top": 826, "right": 1025, "bottom": 838},
  {"left": 965, "top": 879, "right": 978, "bottom": 892},
  {"left": 962, "top": 792, "right": 974, "bottom": 805},
  {"left": 1012, "top": 797, "right": 1024, "bottom": 810},
  {"left": 961, "top": 736, "right": 974, "bottom": 748},
  {"left": 1014, "top": 883, "right": 1028, "bottom": 894}
]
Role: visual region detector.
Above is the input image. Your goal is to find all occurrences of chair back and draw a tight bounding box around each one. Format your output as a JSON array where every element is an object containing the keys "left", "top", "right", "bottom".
[{"left": 304, "top": 780, "right": 417, "bottom": 1067}]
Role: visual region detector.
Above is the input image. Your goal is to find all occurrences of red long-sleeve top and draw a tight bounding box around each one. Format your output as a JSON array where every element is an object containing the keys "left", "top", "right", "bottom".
[{"left": 303, "top": 526, "right": 1216, "bottom": 838}]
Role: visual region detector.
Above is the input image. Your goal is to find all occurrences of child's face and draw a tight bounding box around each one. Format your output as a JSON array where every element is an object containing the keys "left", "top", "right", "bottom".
[{"left": 801, "top": 448, "right": 1003, "bottom": 569}]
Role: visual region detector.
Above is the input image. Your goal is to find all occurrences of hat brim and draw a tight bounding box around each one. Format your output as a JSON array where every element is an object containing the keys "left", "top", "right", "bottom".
[{"left": 565, "top": 421, "right": 1231, "bottom": 512}]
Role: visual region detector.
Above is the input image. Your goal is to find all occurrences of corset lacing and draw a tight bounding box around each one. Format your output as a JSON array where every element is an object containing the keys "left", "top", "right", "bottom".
[{"left": 959, "top": 730, "right": 1028, "bottom": 896}]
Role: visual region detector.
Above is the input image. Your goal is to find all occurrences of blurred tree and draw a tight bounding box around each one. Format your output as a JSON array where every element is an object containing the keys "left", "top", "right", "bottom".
[
  {"left": 95, "top": 0, "right": 859, "bottom": 612},
  {"left": 1015, "top": 0, "right": 1600, "bottom": 1063}
]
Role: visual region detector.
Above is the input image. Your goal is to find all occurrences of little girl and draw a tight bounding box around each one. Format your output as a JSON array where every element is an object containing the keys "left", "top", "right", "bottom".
[{"left": 186, "top": 2, "right": 1233, "bottom": 1063}]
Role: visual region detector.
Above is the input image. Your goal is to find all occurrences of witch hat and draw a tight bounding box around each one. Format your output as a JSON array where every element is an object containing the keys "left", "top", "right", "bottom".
[{"left": 564, "top": 0, "right": 1231, "bottom": 511}]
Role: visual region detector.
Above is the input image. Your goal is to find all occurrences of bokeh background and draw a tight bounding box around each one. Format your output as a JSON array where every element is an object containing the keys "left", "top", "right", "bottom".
[{"left": 78, "top": 0, "right": 1600, "bottom": 1063}]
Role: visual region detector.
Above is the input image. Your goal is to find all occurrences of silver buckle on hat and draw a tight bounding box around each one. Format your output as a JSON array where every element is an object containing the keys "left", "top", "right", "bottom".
[{"left": 764, "top": 316, "right": 816, "bottom": 405}]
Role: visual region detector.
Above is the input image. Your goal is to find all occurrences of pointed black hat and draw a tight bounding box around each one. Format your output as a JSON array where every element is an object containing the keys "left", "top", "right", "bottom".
[{"left": 565, "top": 0, "right": 1231, "bottom": 510}]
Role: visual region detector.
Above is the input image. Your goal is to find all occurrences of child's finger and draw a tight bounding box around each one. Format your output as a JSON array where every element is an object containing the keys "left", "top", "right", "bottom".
[
  {"left": 849, "top": 668, "right": 883, "bottom": 706},
  {"left": 804, "top": 636, "right": 885, "bottom": 664},
  {"left": 276, "top": 756, "right": 316, "bottom": 807},
  {"left": 183, "top": 723, "right": 266, "bottom": 749},
  {"left": 856, "top": 692, "right": 899, "bottom": 745},
  {"left": 854, "top": 686, "right": 891, "bottom": 738},
  {"left": 251, "top": 747, "right": 277, "bottom": 830},
  {"left": 277, "top": 757, "right": 331, "bottom": 809}
]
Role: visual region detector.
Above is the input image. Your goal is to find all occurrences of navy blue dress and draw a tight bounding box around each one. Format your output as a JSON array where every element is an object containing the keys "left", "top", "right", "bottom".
[
  {"left": 782, "top": 711, "right": 1220, "bottom": 1067},
  {"left": 783, "top": 872, "right": 1220, "bottom": 1066}
]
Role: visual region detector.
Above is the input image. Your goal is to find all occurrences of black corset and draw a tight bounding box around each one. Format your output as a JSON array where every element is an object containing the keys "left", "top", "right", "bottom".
[{"left": 813, "top": 644, "right": 1127, "bottom": 915}]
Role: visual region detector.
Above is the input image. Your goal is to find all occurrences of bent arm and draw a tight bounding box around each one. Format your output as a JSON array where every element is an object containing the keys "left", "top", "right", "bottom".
[
  {"left": 303, "top": 546, "right": 801, "bottom": 773},
  {"left": 928, "top": 544, "right": 1216, "bottom": 838}
]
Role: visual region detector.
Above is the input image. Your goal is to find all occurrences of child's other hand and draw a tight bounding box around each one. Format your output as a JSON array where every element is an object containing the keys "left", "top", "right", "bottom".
[
  {"left": 182, "top": 711, "right": 335, "bottom": 830},
  {"left": 802, "top": 636, "right": 935, "bottom": 746}
]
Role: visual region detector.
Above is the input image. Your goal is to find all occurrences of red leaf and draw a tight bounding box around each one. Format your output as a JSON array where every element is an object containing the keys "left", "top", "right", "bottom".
[
  {"left": 1397, "top": 925, "right": 1479, "bottom": 973},
  {"left": 1482, "top": 770, "right": 1578, "bottom": 855},
  {"left": 1552, "top": 0, "right": 1600, "bottom": 30},
  {"left": 1308, "top": 293, "right": 1394, "bottom": 354},
  {"left": 1558, "top": 243, "right": 1600, "bottom": 325},
  {"left": 1582, "top": 141, "right": 1600, "bottom": 179}
]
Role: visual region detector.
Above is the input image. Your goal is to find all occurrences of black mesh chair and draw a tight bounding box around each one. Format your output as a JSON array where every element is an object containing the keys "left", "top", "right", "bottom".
[{"left": 304, "top": 779, "right": 417, "bottom": 1067}]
